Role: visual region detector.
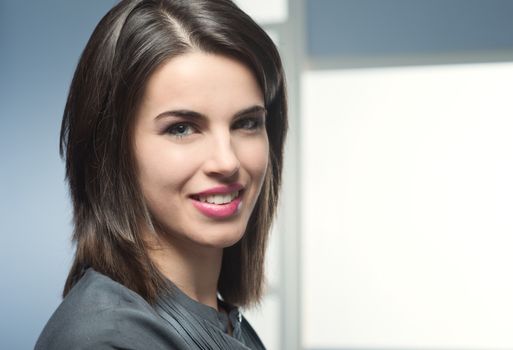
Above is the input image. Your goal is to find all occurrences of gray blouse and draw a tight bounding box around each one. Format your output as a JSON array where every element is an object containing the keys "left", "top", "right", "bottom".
[{"left": 35, "top": 269, "right": 265, "bottom": 349}]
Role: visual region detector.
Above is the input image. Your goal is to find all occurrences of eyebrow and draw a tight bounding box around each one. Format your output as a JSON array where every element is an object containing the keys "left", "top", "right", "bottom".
[{"left": 154, "top": 105, "right": 267, "bottom": 121}]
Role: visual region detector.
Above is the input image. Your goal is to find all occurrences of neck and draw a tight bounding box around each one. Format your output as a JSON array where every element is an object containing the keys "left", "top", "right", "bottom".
[{"left": 144, "top": 231, "right": 223, "bottom": 310}]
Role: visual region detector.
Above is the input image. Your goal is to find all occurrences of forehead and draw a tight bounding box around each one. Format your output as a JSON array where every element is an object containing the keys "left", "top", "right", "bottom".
[{"left": 138, "top": 51, "right": 264, "bottom": 119}]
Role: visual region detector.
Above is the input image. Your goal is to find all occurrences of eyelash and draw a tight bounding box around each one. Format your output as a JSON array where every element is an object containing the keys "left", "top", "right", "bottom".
[
  {"left": 165, "top": 123, "right": 197, "bottom": 139},
  {"left": 232, "top": 117, "right": 264, "bottom": 131},
  {"left": 165, "top": 117, "right": 264, "bottom": 139}
]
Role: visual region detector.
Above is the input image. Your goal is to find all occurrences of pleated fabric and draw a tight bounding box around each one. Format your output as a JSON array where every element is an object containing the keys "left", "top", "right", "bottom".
[
  {"left": 155, "top": 282, "right": 265, "bottom": 350},
  {"left": 35, "top": 268, "right": 266, "bottom": 350}
]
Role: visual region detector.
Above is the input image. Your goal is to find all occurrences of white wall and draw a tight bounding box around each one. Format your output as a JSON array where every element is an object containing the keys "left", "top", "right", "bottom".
[
  {"left": 301, "top": 62, "right": 513, "bottom": 349},
  {"left": 234, "top": 0, "right": 288, "bottom": 24}
]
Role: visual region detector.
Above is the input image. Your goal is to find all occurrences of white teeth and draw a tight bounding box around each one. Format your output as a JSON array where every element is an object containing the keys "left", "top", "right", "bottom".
[{"left": 197, "top": 191, "right": 239, "bottom": 204}]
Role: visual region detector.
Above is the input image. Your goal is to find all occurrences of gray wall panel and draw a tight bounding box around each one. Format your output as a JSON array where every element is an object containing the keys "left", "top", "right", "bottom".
[
  {"left": 0, "top": 1, "right": 116, "bottom": 349},
  {"left": 307, "top": 0, "right": 513, "bottom": 57}
]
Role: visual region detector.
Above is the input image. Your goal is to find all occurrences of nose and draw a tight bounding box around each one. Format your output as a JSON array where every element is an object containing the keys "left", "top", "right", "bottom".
[{"left": 203, "top": 132, "right": 240, "bottom": 179}]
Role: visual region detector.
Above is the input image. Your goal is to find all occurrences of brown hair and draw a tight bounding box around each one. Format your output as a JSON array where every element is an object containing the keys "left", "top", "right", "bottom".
[{"left": 61, "top": 0, "right": 287, "bottom": 307}]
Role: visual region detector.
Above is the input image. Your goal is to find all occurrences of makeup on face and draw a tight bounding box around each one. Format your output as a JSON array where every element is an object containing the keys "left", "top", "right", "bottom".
[
  {"left": 190, "top": 183, "right": 244, "bottom": 219},
  {"left": 133, "top": 52, "right": 269, "bottom": 248}
]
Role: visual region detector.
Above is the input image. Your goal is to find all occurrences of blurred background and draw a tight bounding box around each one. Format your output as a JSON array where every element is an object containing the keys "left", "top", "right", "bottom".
[{"left": 1, "top": 0, "right": 513, "bottom": 349}]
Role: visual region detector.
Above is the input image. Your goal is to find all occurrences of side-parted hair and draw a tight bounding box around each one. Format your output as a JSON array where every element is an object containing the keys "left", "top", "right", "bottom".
[{"left": 61, "top": 0, "right": 287, "bottom": 307}]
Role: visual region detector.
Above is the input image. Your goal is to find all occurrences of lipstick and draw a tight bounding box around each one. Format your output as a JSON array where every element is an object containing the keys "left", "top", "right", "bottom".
[{"left": 190, "top": 184, "right": 243, "bottom": 219}]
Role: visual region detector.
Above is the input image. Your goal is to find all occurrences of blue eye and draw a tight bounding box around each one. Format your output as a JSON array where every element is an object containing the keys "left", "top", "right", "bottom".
[
  {"left": 233, "top": 117, "right": 263, "bottom": 131},
  {"left": 166, "top": 123, "right": 196, "bottom": 138}
]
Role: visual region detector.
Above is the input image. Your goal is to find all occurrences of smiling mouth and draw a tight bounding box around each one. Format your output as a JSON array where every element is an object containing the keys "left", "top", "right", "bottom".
[{"left": 191, "top": 190, "right": 243, "bottom": 205}]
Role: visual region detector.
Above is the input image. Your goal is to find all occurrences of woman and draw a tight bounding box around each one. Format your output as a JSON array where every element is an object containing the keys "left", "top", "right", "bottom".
[{"left": 35, "top": 0, "right": 287, "bottom": 349}]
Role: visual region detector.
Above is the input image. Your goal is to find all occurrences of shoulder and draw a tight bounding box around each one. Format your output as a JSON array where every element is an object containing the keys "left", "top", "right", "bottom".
[
  {"left": 240, "top": 314, "right": 267, "bottom": 350},
  {"left": 35, "top": 269, "right": 186, "bottom": 350}
]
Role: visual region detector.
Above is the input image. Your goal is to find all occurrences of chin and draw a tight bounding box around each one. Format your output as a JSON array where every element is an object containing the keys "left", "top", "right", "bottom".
[
  {"left": 152, "top": 216, "right": 249, "bottom": 250},
  {"left": 193, "top": 229, "right": 246, "bottom": 249}
]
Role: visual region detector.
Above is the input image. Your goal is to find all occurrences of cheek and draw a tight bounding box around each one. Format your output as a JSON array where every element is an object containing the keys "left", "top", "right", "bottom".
[
  {"left": 135, "top": 139, "right": 200, "bottom": 198},
  {"left": 238, "top": 136, "right": 269, "bottom": 182}
]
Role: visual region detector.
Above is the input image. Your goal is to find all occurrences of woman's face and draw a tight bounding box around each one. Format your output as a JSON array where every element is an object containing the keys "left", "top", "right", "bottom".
[{"left": 133, "top": 52, "right": 269, "bottom": 249}]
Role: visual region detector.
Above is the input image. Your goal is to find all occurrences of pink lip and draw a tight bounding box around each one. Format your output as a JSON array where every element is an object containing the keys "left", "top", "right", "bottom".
[
  {"left": 190, "top": 183, "right": 244, "bottom": 219},
  {"left": 191, "top": 196, "right": 242, "bottom": 219},
  {"left": 192, "top": 183, "right": 243, "bottom": 196}
]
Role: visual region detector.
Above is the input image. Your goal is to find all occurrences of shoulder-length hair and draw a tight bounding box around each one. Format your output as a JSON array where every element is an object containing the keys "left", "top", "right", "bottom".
[{"left": 61, "top": 0, "right": 287, "bottom": 307}]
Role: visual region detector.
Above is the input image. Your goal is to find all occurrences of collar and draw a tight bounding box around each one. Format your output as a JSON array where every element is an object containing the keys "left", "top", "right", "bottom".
[{"left": 160, "top": 282, "right": 242, "bottom": 334}]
